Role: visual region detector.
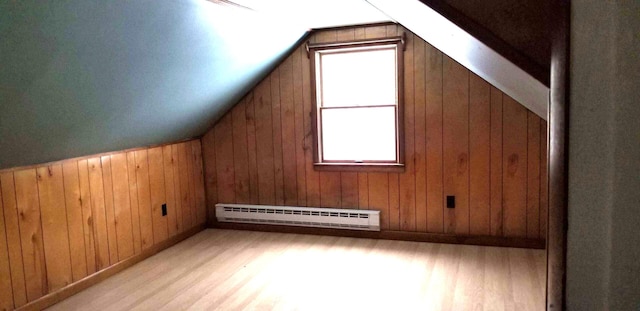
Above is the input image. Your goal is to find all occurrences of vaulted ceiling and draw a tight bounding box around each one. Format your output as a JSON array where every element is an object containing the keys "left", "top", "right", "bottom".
[{"left": 0, "top": 0, "right": 550, "bottom": 169}]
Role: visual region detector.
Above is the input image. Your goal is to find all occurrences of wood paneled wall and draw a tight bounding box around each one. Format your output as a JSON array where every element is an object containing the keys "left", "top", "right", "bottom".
[
  {"left": 202, "top": 25, "right": 548, "bottom": 241},
  {"left": 0, "top": 140, "right": 206, "bottom": 310}
]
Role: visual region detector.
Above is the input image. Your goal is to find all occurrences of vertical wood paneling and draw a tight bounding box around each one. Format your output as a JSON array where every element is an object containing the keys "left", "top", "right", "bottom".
[
  {"left": 503, "top": 96, "right": 528, "bottom": 238},
  {"left": 281, "top": 54, "right": 298, "bottom": 206},
  {"left": 37, "top": 165, "right": 73, "bottom": 292},
  {"left": 244, "top": 94, "right": 260, "bottom": 205},
  {"left": 302, "top": 49, "right": 320, "bottom": 207},
  {"left": 293, "top": 47, "right": 307, "bottom": 206},
  {"left": 388, "top": 173, "right": 400, "bottom": 230},
  {"left": 368, "top": 173, "right": 390, "bottom": 230},
  {"left": 125, "top": 153, "right": 142, "bottom": 254},
  {"left": 177, "top": 143, "right": 193, "bottom": 229},
  {"left": 469, "top": 74, "right": 491, "bottom": 236},
  {"left": 0, "top": 140, "right": 205, "bottom": 308},
  {"left": 0, "top": 182, "right": 14, "bottom": 311},
  {"left": 162, "top": 146, "right": 178, "bottom": 236},
  {"left": 100, "top": 156, "right": 118, "bottom": 265},
  {"left": 214, "top": 113, "right": 235, "bottom": 205},
  {"left": 185, "top": 141, "right": 197, "bottom": 229},
  {"left": 14, "top": 169, "right": 47, "bottom": 300},
  {"left": 87, "top": 158, "right": 109, "bottom": 270},
  {"left": 255, "top": 77, "right": 277, "bottom": 205},
  {"left": 490, "top": 87, "right": 504, "bottom": 236},
  {"left": 192, "top": 140, "right": 207, "bottom": 225},
  {"left": 399, "top": 32, "right": 416, "bottom": 231},
  {"left": 414, "top": 37, "right": 428, "bottom": 232},
  {"left": 540, "top": 122, "right": 548, "bottom": 239},
  {"left": 340, "top": 173, "right": 359, "bottom": 208},
  {"left": 232, "top": 99, "right": 251, "bottom": 204},
  {"left": 527, "top": 113, "right": 541, "bottom": 239},
  {"left": 202, "top": 130, "right": 219, "bottom": 216},
  {"left": 77, "top": 160, "right": 97, "bottom": 274},
  {"left": 357, "top": 173, "right": 368, "bottom": 209},
  {"left": 61, "top": 162, "right": 88, "bottom": 282},
  {"left": 425, "top": 43, "right": 444, "bottom": 233},
  {"left": 148, "top": 147, "right": 168, "bottom": 243},
  {"left": 443, "top": 57, "right": 470, "bottom": 235},
  {"left": 110, "top": 154, "right": 134, "bottom": 260},
  {"left": 199, "top": 26, "right": 548, "bottom": 242},
  {"left": 171, "top": 145, "right": 184, "bottom": 232},
  {"left": 271, "top": 69, "right": 285, "bottom": 206},
  {"left": 133, "top": 150, "right": 154, "bottom": 250},
  {"left": 319, "top": 172, "right": 341, "bottom": 208},
  {"left": 1, "top": 172, "right": 28, "bottom": 307}
]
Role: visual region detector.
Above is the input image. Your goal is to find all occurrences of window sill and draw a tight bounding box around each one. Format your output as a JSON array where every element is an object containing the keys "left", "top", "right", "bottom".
[{"left": 313, "top": 163, "right": 405, "bottom": 173}]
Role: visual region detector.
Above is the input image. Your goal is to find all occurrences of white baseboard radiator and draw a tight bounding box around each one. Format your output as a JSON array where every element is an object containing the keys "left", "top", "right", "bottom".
[{"left": 215, "top": 203, "right": 380, "bottom": 231}]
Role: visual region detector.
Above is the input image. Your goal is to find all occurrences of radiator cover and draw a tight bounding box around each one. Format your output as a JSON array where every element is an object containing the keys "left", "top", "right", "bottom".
[{"left": 215, "top": 203, "right": 380, "bottom": 231}]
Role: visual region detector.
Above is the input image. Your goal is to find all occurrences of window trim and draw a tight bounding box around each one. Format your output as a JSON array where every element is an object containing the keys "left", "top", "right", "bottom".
[{"left": 308, "top": 35, "right": 405, "bottom": 172}]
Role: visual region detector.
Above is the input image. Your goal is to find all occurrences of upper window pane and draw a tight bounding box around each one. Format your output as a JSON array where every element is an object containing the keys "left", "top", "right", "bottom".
[{"left": 319, "top": 47, "right": 397, "bottom": 107}]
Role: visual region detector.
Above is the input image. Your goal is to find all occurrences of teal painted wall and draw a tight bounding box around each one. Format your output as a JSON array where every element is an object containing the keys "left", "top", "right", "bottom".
[{"left": 0, "top": 0, "right": 306, "bottom": 169}]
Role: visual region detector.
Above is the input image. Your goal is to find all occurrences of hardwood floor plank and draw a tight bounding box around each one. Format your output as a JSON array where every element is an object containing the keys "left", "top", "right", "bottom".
[{"left": 48, "top": 229, "right": 545, "bottom": 311}]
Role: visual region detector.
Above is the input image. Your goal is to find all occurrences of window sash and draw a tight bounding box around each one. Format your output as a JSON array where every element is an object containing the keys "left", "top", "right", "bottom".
[
  {"left": 318, "top": 106, "right": 398, "bottom": 163},
  {"left": 309, "top": 35, "right": 405, "bottom": 169}
]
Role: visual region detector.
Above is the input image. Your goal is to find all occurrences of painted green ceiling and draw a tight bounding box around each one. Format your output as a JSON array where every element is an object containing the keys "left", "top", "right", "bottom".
[{"left": 0, "top": 0, "right": 309, "bottom": 169}]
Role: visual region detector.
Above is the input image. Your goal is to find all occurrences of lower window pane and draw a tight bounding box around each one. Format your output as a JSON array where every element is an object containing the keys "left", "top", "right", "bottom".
[{"left": 321, "top": 106, "right": 396, "bottom": 162}]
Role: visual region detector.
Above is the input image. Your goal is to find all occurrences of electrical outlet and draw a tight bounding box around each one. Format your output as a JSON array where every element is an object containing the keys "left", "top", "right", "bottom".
[
  {"left": 446, "top": 196, "right": 455, "bottom": 208},
  {"left": 162, "top": 204, "right": 167, "bottom": 216}
]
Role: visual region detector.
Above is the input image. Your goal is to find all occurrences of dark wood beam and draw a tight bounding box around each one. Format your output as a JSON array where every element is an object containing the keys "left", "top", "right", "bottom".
[{"left": 418, "top": 0, "right": 550, "bottom": 87}]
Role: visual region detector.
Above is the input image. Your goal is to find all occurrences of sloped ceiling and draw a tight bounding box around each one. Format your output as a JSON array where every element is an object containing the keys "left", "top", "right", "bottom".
[
  {"left": 0, "top": 0, "right": 548, "bottom": 170},
  {"left": 0, "top": 0, "right": 388, "bottom": 169}
]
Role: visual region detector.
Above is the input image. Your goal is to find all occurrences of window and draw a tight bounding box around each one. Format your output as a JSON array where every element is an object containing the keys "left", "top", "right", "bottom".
[{"left": 309, "top": 36, "right": 404, "bottom": 171}]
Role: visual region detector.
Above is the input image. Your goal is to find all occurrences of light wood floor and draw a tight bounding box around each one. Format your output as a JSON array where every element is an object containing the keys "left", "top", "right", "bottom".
[{"left": 48, "top": 229, "right": 546, "bottom": 311}]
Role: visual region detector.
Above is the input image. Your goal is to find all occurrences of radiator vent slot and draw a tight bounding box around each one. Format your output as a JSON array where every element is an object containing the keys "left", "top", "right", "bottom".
[{"left": 216, "top": 204, "right": 380, "bottom": 231}]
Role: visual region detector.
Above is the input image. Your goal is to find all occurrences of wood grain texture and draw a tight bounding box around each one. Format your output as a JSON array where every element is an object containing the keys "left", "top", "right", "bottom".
[
  {"left": 99, "top": 156, "right": 118, "bottom": 265},
  {"left": 414, "top": 36, "right": 428, "bottom": 232},
  {"left": 399, "top": 31, "right": 416, "bottom": 232},
  {"left": 255, "top": 77, "right": 277, "bottom": 205},
  {"left": 148, "top": 147, "right": 168, "bottom": 244},
  {"left": 490, "top": 87, "right": 504, "bottom": 236},
  {"left": 280, "top": 55, "right": 298, "bottom": 206},
  {"left": 232, "top": 99, "right": 250, "bottom": 204},
  {"left": 48, "top": 229, "right": 545, "bottom": 311},
  {"left": 200, "top": 25, "right": 547, "bottom": 242},
  {"left": 110, "top": 154, "right": 134, "bottom": 261},
  {"left": 162, "top": 146, "right": 178, "bottom": 237},
  {"left": 171, "top": 146, "right": 184, "bottom": 232},
  {"left": 125, "top": 153, "right": 142, "bottom": 255},
  {"left": 61, "top": 162, "right": 88, "bottom": 282},
  {"left": 503, "top": 96, "right": 529, "bottom": 238},
  {"left": 469, "top": 73, "right": 491, "bottom": 236},
  {"left": 1, "top": 172, "right": 28, "bottom": 307},
  {"left": 443, "top": 56, "right": 470, "bottom": 235},
  {"left": 77, "top": 160, "right": 97, "bottom": 274},
  {"left": 0, "top": 182, "right": 14, "bottom": 311},
  {"left": 292, "top": 47, "right": 307, "bottom": 207},
  {"left": 14, "top": 169, "right": 47, "bottom": 301},
  {"left": 425, "top": 43, "right": 444, "bottom": 234},
  {"left": 0, "top": 140, "right": 206, "bottom": 311},
  {"left": 37, "top": 165, "right": 73, "bottom": 292},
  {"left": 527, "top": 112, "right": 541, "bottom": 239},
  {"left": 134, "top": 150, "right": 154, "bottom": 250},
  {"left": 271, "top": 68, "right": 285, "bottom": 206},
  {"left": 177, "top": 144, "right": 193, "bottom": 230},
  {"left": 192, "top": 140, "right": 207, "bottom": 225},
  {"left": 214, "top": 113, "right": 235, "bottom": 205}
]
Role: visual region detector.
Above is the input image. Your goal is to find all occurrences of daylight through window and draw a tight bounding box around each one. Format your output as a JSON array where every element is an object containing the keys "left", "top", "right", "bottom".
[{"left": 310, "top": 37, "right": 404, "bottom": 169}]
